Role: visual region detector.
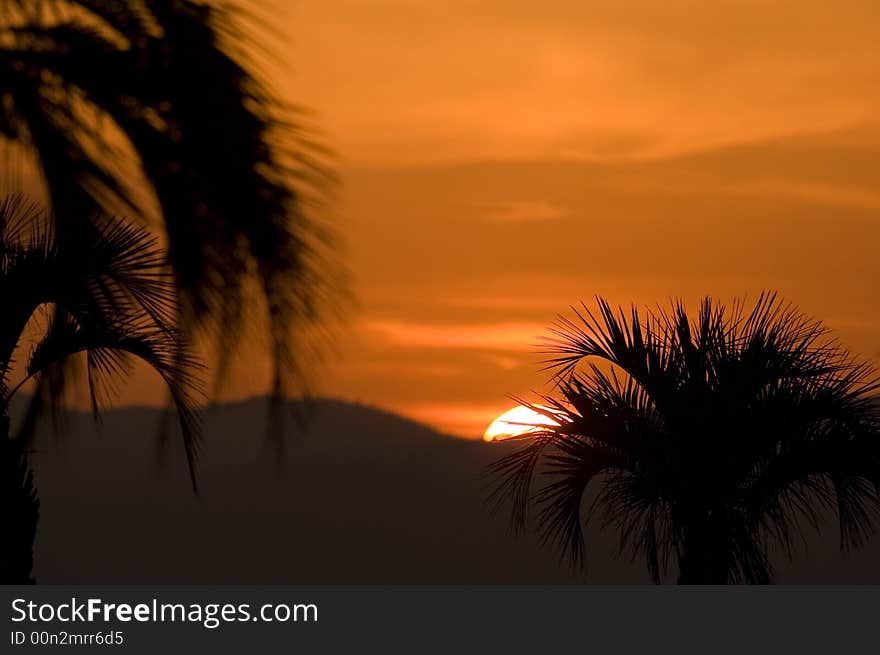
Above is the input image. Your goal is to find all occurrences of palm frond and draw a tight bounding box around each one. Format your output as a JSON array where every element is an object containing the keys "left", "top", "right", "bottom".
[
  {"left": 490, "top": 294, "right": 880, "bottom": 583},
  {"left": 0, "top": 194, "right": 204, "bottom": 489},
  {"left": 26, "top": 313, "right": 203, "bottom": 488}
]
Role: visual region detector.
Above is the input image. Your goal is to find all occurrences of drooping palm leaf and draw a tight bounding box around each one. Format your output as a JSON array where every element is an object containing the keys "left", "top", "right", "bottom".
[
  {"left": 25, "top": 313, "right": 202, "bottom": 486},
  {"left": 0, "top": 0, "right": 338, "bottom": 400},
  {"left": 0, "top": 193, "right": 203, "bottom": 488}
]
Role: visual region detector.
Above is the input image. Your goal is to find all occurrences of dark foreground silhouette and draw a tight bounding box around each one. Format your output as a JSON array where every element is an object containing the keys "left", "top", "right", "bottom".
[
  {"left": 0, "top": 196, "right": 200, "bottom": 584},
  {"left": 0, "top": 415, "right": 37, "bottom": 583},
  {"left": 0, "top": 1, "right": 337, "bottom": 400},
  {"left": 490, "top": 295, "right": 880, "bottom": 584},
  {"left": 29, "top": 398, "right": 880, "bottom": 584}
]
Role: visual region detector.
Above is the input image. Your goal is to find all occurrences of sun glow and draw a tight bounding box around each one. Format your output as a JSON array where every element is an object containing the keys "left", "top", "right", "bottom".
[{"left": 483, "top": 405, "right": 558, "bottom": 442}]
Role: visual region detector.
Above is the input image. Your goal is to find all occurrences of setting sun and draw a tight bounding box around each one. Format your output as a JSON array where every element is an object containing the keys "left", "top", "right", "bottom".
[{"left": 483, "top": 406, "right": 559, "bottom": 442}]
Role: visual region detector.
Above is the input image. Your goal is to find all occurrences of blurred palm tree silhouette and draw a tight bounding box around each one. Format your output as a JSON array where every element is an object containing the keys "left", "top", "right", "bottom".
[
  {"left": 0, "top": 0, "right": 335, "bottom": 399},
  {"left": 490, "top": 294, "right": 880, "bottom": 584},
  {"left": 0, "top": 194, "right": 202, "bottom": 583}
]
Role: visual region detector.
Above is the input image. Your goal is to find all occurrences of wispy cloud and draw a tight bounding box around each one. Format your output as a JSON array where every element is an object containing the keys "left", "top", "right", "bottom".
[
  {"left": 614, "top": 176, "right": 880, "bottom": 211},
  {"left": 727, "top": 180, "right": 880, "bottom": 211},
  {"left": 479, "top": 200, "right": 570, "bottom": 223},
  {"left": 365, "top": 320, "right": 546, "bottom": 351},
  {"left": 290, "top": 0, "right": 880, "bottom": 164}
]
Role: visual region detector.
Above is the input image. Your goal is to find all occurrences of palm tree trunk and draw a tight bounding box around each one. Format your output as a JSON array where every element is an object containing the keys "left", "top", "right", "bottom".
[
  {"left": 676, "top": 525, "right": 728, "bottom": 585},
  {"left": 0, "top": 412, "right": 40, "bottom": 584}
]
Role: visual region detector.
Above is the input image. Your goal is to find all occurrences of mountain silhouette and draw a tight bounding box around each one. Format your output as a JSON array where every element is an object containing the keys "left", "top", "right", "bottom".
[{"left": 27, "top": 398, "right": 880, "bottom": 584}]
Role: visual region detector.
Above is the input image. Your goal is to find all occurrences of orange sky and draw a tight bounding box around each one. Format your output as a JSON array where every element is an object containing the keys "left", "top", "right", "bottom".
[
  {"left": 271, "top": 0, "right": 880, "bottom": 436},
  {"left": 281, "top": 0, "right": 880, "bottom": 164},
  {"left": 15, "top": 0, "right": 880, "bottom": 438}
]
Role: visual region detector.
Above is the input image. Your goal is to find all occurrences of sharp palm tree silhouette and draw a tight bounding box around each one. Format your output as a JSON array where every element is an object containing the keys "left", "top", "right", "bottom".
[
  {"left": 0, "top": 194, "right": 202, "bottom": 583},
  {"left": 0, "top": 0, "right": 335, "bottom": 398},
  {"left": 490, "top": 295, "right": 880, "bottom": 584}
]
